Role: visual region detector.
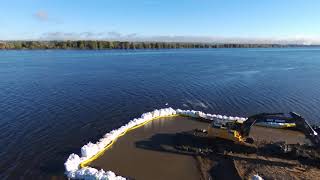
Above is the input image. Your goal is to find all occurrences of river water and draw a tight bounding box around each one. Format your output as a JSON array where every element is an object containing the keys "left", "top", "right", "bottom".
[{"left": 0, "top": 48, "right": 320, "bottom": 179}]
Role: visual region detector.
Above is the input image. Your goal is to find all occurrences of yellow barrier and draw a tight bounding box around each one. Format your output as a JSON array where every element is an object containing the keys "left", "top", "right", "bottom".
[{"left": 80, "top": 114, "right": 180, "bottom": 168}]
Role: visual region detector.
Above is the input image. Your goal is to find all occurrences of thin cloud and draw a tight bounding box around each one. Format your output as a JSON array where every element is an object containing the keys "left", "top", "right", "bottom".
[
  {"left": 33, "top": 10, "right": 62, "bottom": 24},
  {"left": 80, "top": 32, "right": 105, "bottom": 38},
  {"left": 107, "top": 31, "right": 122, "bottom": 38},
  {"left": 34, "top": 10, "right": 49, "bottom": 21},
  {"left": 37, "top": 31, "right": 320, "bottom": 45},
  {"left": 39, "top": 31, "right": 138, "bottom": 41},
  {"left": 40, "top": 32, "right": 81, "bottom": 40}
]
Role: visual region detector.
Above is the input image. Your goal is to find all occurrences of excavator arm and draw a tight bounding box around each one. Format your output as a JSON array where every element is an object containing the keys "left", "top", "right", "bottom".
[
  {"left": 237, "top": 112, "right": 320, "bottom": 148},
  {"left": 239, "top": 112, "right": 286, "bottom": 137}
]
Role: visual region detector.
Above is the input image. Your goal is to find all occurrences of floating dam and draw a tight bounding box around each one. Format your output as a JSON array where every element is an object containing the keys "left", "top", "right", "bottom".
[{"left": 64, "top": 108, "right": 294, "bottom": 180}]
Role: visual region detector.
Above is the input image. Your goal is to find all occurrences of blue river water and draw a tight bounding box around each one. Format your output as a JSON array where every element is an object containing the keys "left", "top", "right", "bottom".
[{"left": 0, "top": 48, "right": 320, "bottom": 179}]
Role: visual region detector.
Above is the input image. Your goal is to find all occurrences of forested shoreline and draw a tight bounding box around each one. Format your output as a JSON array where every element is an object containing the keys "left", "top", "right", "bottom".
[{"left": 0, "top": 41, "right": 313, "bottom": 50}]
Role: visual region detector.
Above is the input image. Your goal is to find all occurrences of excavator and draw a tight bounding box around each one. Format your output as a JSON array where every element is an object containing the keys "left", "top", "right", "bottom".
[{"left": 208, "top": 112, "right": 320, "bottom": 148}]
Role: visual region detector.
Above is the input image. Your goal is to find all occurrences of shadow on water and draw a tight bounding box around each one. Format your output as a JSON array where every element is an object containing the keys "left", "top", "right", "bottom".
[
  {"left": 135, "top": 130, "right": 320, "bottom": 179},
  {"left": 135, "top": 131, "right": 256, "bottom": 179},
  {"left": 135, "top": 131, "right": 256, "bottom": 156}
]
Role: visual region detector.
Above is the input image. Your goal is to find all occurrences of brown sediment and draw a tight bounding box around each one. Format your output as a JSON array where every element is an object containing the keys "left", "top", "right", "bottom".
[
  {"left": 195, "top": 126, "right": 320, "bottom": 180},
  {"left": 249, "top": 126, "right": 311, "bottom": 145},
  {"left": 232, "top": 152, "right": 320, "bottom": 180},
  {"left": 89, "top": 116, "right": 319, "bottom": 180},
  {"left": 90, "top": 116, "right": 209, "bottom": 180}
]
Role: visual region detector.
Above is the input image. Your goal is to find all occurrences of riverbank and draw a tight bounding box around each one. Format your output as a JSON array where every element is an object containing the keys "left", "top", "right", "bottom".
[{"left": 194, "top": 127, "right": 320, "bottom": 180}]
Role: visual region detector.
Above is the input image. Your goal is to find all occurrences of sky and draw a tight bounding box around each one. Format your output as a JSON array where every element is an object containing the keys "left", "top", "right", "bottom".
[{"left": 0, "top": 0, "right": 320, "bottom": 44}]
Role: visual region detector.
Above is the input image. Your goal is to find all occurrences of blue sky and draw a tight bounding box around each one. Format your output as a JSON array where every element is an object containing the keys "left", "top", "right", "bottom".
[{"left": 0, "top": 0, "right": 320, "bottom": 43}]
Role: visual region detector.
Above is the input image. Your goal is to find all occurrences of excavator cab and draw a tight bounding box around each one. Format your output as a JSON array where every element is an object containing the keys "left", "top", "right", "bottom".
[{"left": 208, "top": 120, "right": 246, "bottom": 143}]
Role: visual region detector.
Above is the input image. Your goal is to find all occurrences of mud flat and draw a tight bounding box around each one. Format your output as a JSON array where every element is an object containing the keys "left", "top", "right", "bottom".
[{"left": 89, "top": 116, "right": 209, "bottom": 180}]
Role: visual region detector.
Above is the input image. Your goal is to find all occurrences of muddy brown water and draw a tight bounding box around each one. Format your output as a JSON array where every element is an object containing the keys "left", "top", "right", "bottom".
[
  {"left": 90, "top": 116, "right": 209, "bottom": 180},
  {"left": 90, "top": 117, "right": 310, "bottom": 180}
]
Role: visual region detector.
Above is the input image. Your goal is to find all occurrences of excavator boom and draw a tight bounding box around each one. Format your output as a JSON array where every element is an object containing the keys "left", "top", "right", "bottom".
[{"left": 238, "top": 112, "right": 320, "bottom": 147}]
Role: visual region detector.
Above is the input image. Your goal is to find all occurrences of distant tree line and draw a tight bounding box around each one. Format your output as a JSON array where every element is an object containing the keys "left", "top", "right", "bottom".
[{"left": 0, "top": 41, "right": 310, "bottom": 50}]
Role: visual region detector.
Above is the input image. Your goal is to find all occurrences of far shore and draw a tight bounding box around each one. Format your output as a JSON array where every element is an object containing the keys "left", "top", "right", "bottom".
[{"left": 1, "top": 41, "right": 318, "bottom": 50}]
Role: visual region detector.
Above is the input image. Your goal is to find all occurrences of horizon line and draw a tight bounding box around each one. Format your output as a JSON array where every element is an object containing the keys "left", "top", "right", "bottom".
[{"left": 1, "top": 40, "right": 320, "bottom": 46}]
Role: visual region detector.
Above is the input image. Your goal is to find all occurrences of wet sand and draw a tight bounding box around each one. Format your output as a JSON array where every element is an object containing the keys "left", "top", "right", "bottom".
[{"left": 90, "top": 116, "right": 209, "bottom": 180}]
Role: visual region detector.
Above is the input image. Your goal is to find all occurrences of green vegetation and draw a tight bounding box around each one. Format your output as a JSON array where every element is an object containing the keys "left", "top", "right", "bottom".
[{"left": 0, "top": 41, "right": 309, "bottom": 50}]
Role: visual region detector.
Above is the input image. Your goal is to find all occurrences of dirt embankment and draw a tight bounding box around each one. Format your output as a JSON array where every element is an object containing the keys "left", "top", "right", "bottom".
[{"left": 176, "top": 128, "right": 320, "bottom": 180}]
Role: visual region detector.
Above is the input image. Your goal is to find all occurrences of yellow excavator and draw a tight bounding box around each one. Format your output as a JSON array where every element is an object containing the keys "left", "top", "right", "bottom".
[{"left": 208, "top": 112, "right": 320, "bottom": 148}]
